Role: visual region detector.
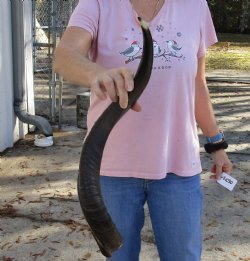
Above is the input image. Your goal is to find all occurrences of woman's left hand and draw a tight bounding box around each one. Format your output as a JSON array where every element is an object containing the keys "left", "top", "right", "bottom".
[{"left": 210, "top": 150, "right": 233, "bottom": 180}]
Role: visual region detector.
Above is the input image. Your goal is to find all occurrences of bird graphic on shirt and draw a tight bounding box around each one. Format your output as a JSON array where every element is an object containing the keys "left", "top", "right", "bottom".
[
  {"left": 153, "top": 40, "right": 161, "bottom": 57},
  {"left": 120, "top": 41, "right": 141, "bottom": 61},
  {"left": 166, "top": 40, "right": 182, "bottom": 55}
]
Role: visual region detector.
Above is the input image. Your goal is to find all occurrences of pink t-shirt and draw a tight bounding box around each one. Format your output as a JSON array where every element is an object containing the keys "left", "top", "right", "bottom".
[{"left": 68, "top": 0, "right": 217, "bottom": 179}]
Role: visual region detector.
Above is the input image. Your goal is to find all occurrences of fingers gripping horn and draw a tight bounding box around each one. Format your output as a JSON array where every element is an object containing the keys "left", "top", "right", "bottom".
[{"left": 77, "top": 18, "right": 154, "bottom": 257}]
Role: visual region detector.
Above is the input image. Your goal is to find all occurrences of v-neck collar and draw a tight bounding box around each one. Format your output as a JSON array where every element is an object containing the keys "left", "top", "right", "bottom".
[{"left": 125, "top": 0, "right": 167, "bottom": 27}]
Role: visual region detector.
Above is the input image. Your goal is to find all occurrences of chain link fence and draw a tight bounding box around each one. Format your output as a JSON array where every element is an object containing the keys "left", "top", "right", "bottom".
[{"left": 32, "top": 0, "right": 79, "bottom": 125}]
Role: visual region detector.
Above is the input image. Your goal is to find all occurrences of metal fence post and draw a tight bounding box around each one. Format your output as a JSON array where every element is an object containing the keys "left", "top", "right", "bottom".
[{"left": 32, "top": 0, "right": 79, "bottom": 126}]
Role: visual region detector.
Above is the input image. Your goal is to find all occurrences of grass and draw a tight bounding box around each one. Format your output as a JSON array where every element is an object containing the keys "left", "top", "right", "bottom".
[{"left": 206, "top": 33, "right": 250, "bottom": 71}]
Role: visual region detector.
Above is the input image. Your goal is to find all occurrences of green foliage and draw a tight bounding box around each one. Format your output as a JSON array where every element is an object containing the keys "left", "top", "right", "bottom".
[{"left": 208, "top": 0, "right": 250, "bottom": 33}]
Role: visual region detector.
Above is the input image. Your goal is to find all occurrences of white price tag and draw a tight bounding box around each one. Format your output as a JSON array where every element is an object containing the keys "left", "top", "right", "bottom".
[{"left": 217, "top": 172, "right": 237, "bottom": 191}]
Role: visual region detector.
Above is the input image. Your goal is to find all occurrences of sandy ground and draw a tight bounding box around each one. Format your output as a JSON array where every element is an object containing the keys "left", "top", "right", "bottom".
[{"left": 0, "top": 71, "right": 249, "bottom": 261}]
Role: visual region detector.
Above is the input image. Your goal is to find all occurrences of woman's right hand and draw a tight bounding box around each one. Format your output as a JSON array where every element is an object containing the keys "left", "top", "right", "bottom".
[
  {"left": 90, "top": 67, "right": 141, "bottom": 112},
  {"left": 54, "top": 27, "right": 140, "bottom": 111}
]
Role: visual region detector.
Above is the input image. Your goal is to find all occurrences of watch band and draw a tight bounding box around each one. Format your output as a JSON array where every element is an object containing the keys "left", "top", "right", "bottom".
[
  {"left": 206, "top": 132, "right": 224, "bottom": 143},
  {"left": 204, "top": 140, "right": 228, "bottom": 154}
]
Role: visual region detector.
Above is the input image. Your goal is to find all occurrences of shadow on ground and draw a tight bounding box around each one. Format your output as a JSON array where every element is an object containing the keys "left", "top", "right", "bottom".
[{"left": 0, "top": 78, "right": 249, "bottom": 261}]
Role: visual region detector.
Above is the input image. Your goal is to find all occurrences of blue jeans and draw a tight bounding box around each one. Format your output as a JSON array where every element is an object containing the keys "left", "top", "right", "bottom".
[{"left": 100, "top": 173, "right": 203, "bottom": 261}]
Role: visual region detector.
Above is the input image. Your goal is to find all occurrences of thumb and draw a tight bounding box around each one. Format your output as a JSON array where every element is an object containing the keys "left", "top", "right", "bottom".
[{"left": 131, "top": 101, "right": 142, "bottom": 112}]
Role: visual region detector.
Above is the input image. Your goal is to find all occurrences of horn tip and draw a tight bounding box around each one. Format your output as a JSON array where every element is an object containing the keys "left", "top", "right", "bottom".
[{"left": 137, "top": 17, "right": 149, "bottom": 30}]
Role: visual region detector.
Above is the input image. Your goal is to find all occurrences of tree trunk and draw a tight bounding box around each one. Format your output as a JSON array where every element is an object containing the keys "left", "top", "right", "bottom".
[{"left": 240, "top": 0, "right": 250, "bottom": 32}]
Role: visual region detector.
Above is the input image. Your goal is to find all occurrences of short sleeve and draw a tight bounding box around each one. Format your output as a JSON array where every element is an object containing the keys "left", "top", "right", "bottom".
[
  {"left": 67, "top": 0, "right": 99, "bottom": 40},
  {"left": 197, "top": 0, "right": 218, "bottom": 58}
]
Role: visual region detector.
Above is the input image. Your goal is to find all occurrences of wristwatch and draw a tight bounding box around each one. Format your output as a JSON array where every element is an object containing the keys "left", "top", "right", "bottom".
[
  {"left": 204, "top": 131, "right": 228, "bottom": 153},
  {"left": 206, "top": 132, "right": 224, "bottom": 144}
]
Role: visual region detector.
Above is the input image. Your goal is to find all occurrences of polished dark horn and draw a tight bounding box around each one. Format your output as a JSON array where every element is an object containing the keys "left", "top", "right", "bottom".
[{"left": 77, "top": 18, "right": 153, "bottom": 257}]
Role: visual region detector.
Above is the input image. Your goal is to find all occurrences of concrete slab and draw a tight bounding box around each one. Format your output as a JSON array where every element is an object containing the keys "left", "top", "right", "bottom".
[{"left": 206, "top": 69, "right": 250, "bottom": 83}]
